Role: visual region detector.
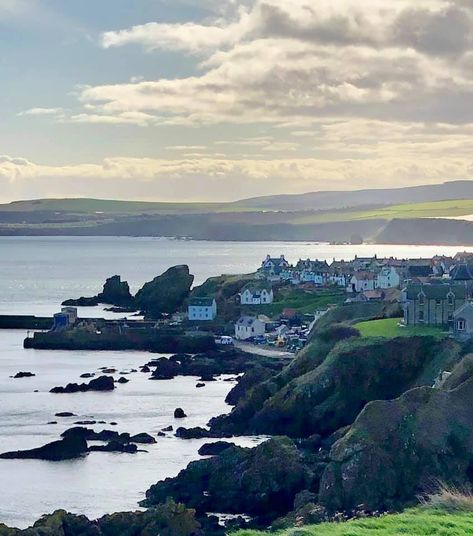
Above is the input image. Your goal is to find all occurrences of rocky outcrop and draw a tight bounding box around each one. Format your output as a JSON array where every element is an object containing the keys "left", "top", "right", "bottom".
[
  {"left": 174, "top": 408, "right": 187, "bottom": 419},
  {"left": 0, "top": 502, "right": 202, "bottom": 536},
  {"left": 198, "top": 442, "right": 233, "bottom": 456},
  {"left": 12, "top": 371, "right": 35, "bottom": 378},
  {"left": 0, "top": 436, "right": 87, "bottom": 461},
  {"left": 50, "top": 375, "right": 115, "bottom": 393},
  {"left": 319, "top": 379, "right": 473, "bottom": 513},
  {"left": 211, "top": 336, "right": 461, "bottom": 438},
  {"left": 89, "top": 442, "right": 138, "bottom": 454},
  {"left": 97, "top": 275, "right": 134, "bottom": 307},
  {"left": 134, "top": 265, "right": 194, "bottom": 317},
  {"left": 143, "top": 437, "right": 313, "bottom": 522}
]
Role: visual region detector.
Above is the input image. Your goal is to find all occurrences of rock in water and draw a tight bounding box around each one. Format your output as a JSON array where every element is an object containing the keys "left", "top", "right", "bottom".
[
  {"left": 0, "top": 436, "right": 87, "bottom": 461},
  {"left": 198, "top": 441, "right": 233, "bottom": 456},
  {"left": 12, "top": 371, "right": 35, "bottom": 379},
  {"left": 50, "top": 375, "right": 115, "bottom": 394},
  {"left": 97, "top": 275, "right": 134, "bottom": 307},
  {"left": 129, "top": 433, "right": 157, "bottom": 444},
  {"left": 134, "top": 265, "right": 194, "bottom": 317},
  {"left": 89, "top": 441, "right": 138, "bottom": 454},
  {"left": 174, "top": 408, "right": 187, "bottom": 419}
]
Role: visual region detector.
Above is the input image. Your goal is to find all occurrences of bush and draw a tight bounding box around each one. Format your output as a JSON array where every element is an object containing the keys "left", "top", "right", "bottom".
[{"left": 420, "top": 483, "right": 473, "bottom": 513}]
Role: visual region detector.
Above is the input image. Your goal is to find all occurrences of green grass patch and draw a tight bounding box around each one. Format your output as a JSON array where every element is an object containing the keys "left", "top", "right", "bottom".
[
  {"left": 234, "top": 508, "right": 473, "bottom": 536},
  {"left": 292, "top": 199, "right": 473, "bottom": 224},
  {"left": 243, "top": 287, "right": 346, "bottom": 318},
  {"left": 355, "top": 318, "right": 446, "bottom": 339}
]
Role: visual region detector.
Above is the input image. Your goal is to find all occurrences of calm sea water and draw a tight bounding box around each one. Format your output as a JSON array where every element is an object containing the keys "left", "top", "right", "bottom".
[{"left": 1, "top": 237, "right": 472, "bottom": 528}]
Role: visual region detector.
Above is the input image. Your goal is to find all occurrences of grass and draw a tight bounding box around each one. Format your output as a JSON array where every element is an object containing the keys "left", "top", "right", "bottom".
[
  {"left": 234, "top": 507, "right": 473, "bottom": 536},
  {"left": 292, "top": 199, "right": 473, "bottom": 224},
  {"left": 243, "top": 287, "right": 346, "bottom": 318},
  {"left": 355, "top": 318, "right": 447, "bottom": 339}
]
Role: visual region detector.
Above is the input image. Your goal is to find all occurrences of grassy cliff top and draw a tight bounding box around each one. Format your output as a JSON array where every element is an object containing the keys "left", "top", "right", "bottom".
[{"left": 235, "top": 508, "right": 473, "bottom": 535}]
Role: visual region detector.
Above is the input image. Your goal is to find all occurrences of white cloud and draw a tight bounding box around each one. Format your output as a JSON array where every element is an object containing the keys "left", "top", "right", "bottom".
[{"left": 18, "top": 107, "right": 64, "bottom": 117}]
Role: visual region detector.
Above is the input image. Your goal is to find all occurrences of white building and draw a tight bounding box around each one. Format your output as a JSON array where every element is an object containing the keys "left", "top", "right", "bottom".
[
  {"left": 234, "top": 316, "right": 266, "bottom": 340},
  {"left": 349, "top": 271, "right": 377, "bottom": 293},
  {"left": 376, "top": 266, "right": 401, "bottom": 289},
  {"left": 188, "top": 297, "right": 217, "bottom": 321},
  {"left": 257, "top": 255, "right": 291, "bottom": 281},
  {"left": 240, "top": 283, "right": 274, "bottom": 305}
]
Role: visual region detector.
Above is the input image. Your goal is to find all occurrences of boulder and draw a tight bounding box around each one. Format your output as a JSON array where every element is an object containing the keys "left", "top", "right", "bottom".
[
  {"left": 129, "top": 433, "right": 157, "bottom": 445},
  {"left": 117, "top": 377, "right": 129, "bottom": 384},
  {"left": 62, "top": 296, "right": 99, "bottom": 307},
  {"left": 174, "top": 408, "right": 187, "bottom": 419},
  {"left": 0, "top": 436, "right": 87, "bottom": 461},
  {"left": 196, "top": 383, "right": 205, "bottom": 388},
  {"left": 198, "top": 442, "right": 233, "bottom": 456},
  {"left": 175, "top": 427, "right": 212, "bottom": 440},
  {"left": 50, "top": 375, "right": 115, "bottom": 394},
  {"left": 134, "top": 265, "right": 194, "bottom": 317},
  {"left": 319, "top": 379, "right": 473, "bottom": 513},
  {"left": 80, "top": 373, "right": 95, "bottom": 379},
  {"left": 55, "top": 412, "right": 76, "bottom": 417},
  {"left": 89, "top": 441, "right": 138, "bottom": 454}
]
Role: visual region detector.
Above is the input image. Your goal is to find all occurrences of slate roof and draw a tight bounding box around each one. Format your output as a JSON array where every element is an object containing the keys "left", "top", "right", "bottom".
[
  {"left": 189, "top": 297, "right": 215, "bottom": 307},
  {"left": 241, "top": 281, "right": 273, "bottom": 293},
  {"left": 236, "top": 316, "right": 260, "bottom": 327},
  {"left": 450, "top": 263, "right": 473, "bottom": 281},
  {"left": 406, "top": 265, "right": 433, "bottom": 278},
  {"left": 404, "top": 284, "right": 467, "bottom": 301}
]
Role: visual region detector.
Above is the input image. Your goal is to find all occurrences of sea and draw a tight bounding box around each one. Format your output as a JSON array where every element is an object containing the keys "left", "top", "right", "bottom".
[{"left": 1, "top": 236, "right": 472, "bottom": 528}]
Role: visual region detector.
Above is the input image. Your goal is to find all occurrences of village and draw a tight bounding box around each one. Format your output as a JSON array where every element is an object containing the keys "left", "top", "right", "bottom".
[{"left": 42, "top": 250, "right": 473, "bottom": 354}]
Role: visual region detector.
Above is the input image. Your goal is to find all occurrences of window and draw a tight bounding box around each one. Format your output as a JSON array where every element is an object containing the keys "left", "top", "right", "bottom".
[
  {"left": 418, "top": 311, "right": 424, "bottom": 322},
  {"left": 448, "top": 313, "right": 454, "bottom": 322},
  {"left": 448, "top": 293, "right": 455, "bottom": 306},
  {"left": 436, "top": 299, "right": 441, "bottom": 306},
  {"left": 418, "top": 293, "right": 425, "bottom": 305},
  {"left": 457, "top": 319, "right": 466, "bottom": 331}
]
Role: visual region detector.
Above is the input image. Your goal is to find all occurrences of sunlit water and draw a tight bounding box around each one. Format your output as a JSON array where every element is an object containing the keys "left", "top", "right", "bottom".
[{"left": 1, "top": 237, "right": 472, "bottom": 528}]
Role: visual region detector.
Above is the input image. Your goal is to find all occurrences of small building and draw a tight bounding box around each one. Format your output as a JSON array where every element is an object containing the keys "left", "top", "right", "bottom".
[
  {"left": 376, "top": 266, "right": 401, "bottom": 289},
  {"left": 51, "top": 312, "right": 72, "bottom": 332},
  {"left": 349, "top": 271, "right": 377, "bottom": 293},
  {"left": 402, "top": 283, "right": 467, "bottom": 326},
  {"left": 453, "top": 302, "right": 473, "bottom": 339},
  {"left": 188, "top": 297, "right": 217, "bottom": 322},
  {"left": 240, "top": 282, "right": 274, "bottom": 305},
  {"left": 257, "top": 255, "right": 291, "bottom": 281},
  {"left": 61, "top": 307, "right": 78, "bottom": 325},
  {"left": 235, "top": 316, "right": 266, "bottom": 340}
]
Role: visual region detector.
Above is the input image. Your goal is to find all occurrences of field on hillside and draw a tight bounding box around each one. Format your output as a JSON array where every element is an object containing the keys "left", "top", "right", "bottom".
[
  {"left": 292, "top": 199, "right": 473, "bottom": 224},
  {"left": 235, "top": 508, "right": 473, "bottom": 536},
  {"left": 355, "top": 318, "right": 447, "bottom": 338}
]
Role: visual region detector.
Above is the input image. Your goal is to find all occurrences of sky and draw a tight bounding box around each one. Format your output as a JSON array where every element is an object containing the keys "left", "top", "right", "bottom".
[{"left": 1, "top": 0, "right": 473, "bottom": 203}]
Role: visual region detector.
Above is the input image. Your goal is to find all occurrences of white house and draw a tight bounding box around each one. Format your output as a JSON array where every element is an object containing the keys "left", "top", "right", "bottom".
[
  {"left": 376, "top": 266, "right": 401, "bottom": 289},
  {"left": 349, "top": 271, "right": 377, "bottom": 293},
  {"left": 257, "top": 255, "right": 291, "bottom": 281},
  {"left": 188, "top": 297, "right": 217, "bottom": 321},
  {"left": 240, "top": 283, "right": 274, "bottom": 305},
  {"left": 234, "top": 316, "right": 266, "bottom": 340}
]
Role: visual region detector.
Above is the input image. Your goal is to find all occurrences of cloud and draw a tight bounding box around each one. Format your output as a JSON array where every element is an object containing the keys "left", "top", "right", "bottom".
[{"left": 18, "top": 107, "right": 64, "bottom": 117}]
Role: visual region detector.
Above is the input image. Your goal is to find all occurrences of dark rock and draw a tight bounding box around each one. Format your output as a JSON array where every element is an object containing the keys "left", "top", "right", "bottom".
[
  {"left": 198, "top": 442, "right": 233, "bottom": 456},
  {"left": 143, "top": 437, "right": 312, "bottom": 522},
  {"left": 162, "top": 426, "right": 173, "bottom": 432},
  {"left": 55, "top": 412, "right": 76, "bottom": 417},
  {"left": 50, "top": 375, "right": 115, "bottom": 394},
  {"left": 157, "top": 432, "right": 166, "bottom": 437},
  {"left": 47, "top": 421, "right": 58, "bottom": 425},
  {"left": 74, "top": 420, "right": 97, "bottom": 425},
  {"left": 0, "top": 436, "right": 87, "bottom": 461},
  {"left": 129, "top": 433, "right": 157, "bottom": 444},
  {"left": 225, "top": 366, "right": 273, "bottom": 406},
  {"left": 140, "top": 365, "right": 151, "bottom": 373},
  {"left": 117, "top": 377, "right": 129, "bottom": 384},
  {"left": 149, "top": 358, "right": 179, "bottom": 380},
  {"left": 196, "top": 383, "right": 205, "bottom": 388},
  {"left": 102, "top": 368, "right": 117, "bottom": 374},
  {"left": 110, "top": 422, "right": 118, "bottom": 426},
  {"left": 174, "top": 408, "right": 187, "bottom": 419},
  {"left": 135, "top": 265, "right": 194, "bottom": 318},
  {"left": 175, "top": 427, "right": 210, "bottom": 439},
  {"left": 97, "top": 275, "right": 134, "bottom": 308},
  {"left": 89, "top": 441, "right": 138, "bottom": 454},
  {"left": 199, "top": 373, "right": 216, "bottom": 382},
  {"left": 319, "top": 379, "right": 473, "bottom": 513},
  {"left": 13, "top": 371, "right": 35, "bottom": 379},
  {"left": 62, "top": 296, "right": 99, "bottom": 307},
  {"left": 80, "top": 373, "right": 95, "bottom": 379}
]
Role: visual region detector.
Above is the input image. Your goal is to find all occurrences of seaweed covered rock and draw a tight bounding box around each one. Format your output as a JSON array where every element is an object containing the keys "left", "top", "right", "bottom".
[
  {"left": 97, "top": 275, "right": 134, "bottom": 308},
  {"left": 143, "top": 437, "right": 312, "bottom": 522},
  {"left": 135, "top": 265, "right": 194, "bottom": 317},
  {"left": 0, "top": 436, "right": 87, "bottom": 461},
  {"left": 212, "top": 336, "right": 461, "bottom": 439},
  {"left": 319, "top": 378, "right": 473, "bottom": 513}
]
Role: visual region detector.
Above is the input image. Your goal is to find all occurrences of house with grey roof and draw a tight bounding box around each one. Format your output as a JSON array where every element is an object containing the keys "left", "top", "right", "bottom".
[
  {"left": 240, "top": 282, "right": 274, "bottom": 305},
  {"left": 402, "top": 283, "right": 467, "bottom": 326},
  {"left": 234, "top": 316, "right": 266, "bottom": 340},
  {"left": 188, "top": 297, "right": 217, "bottom": 321}
]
